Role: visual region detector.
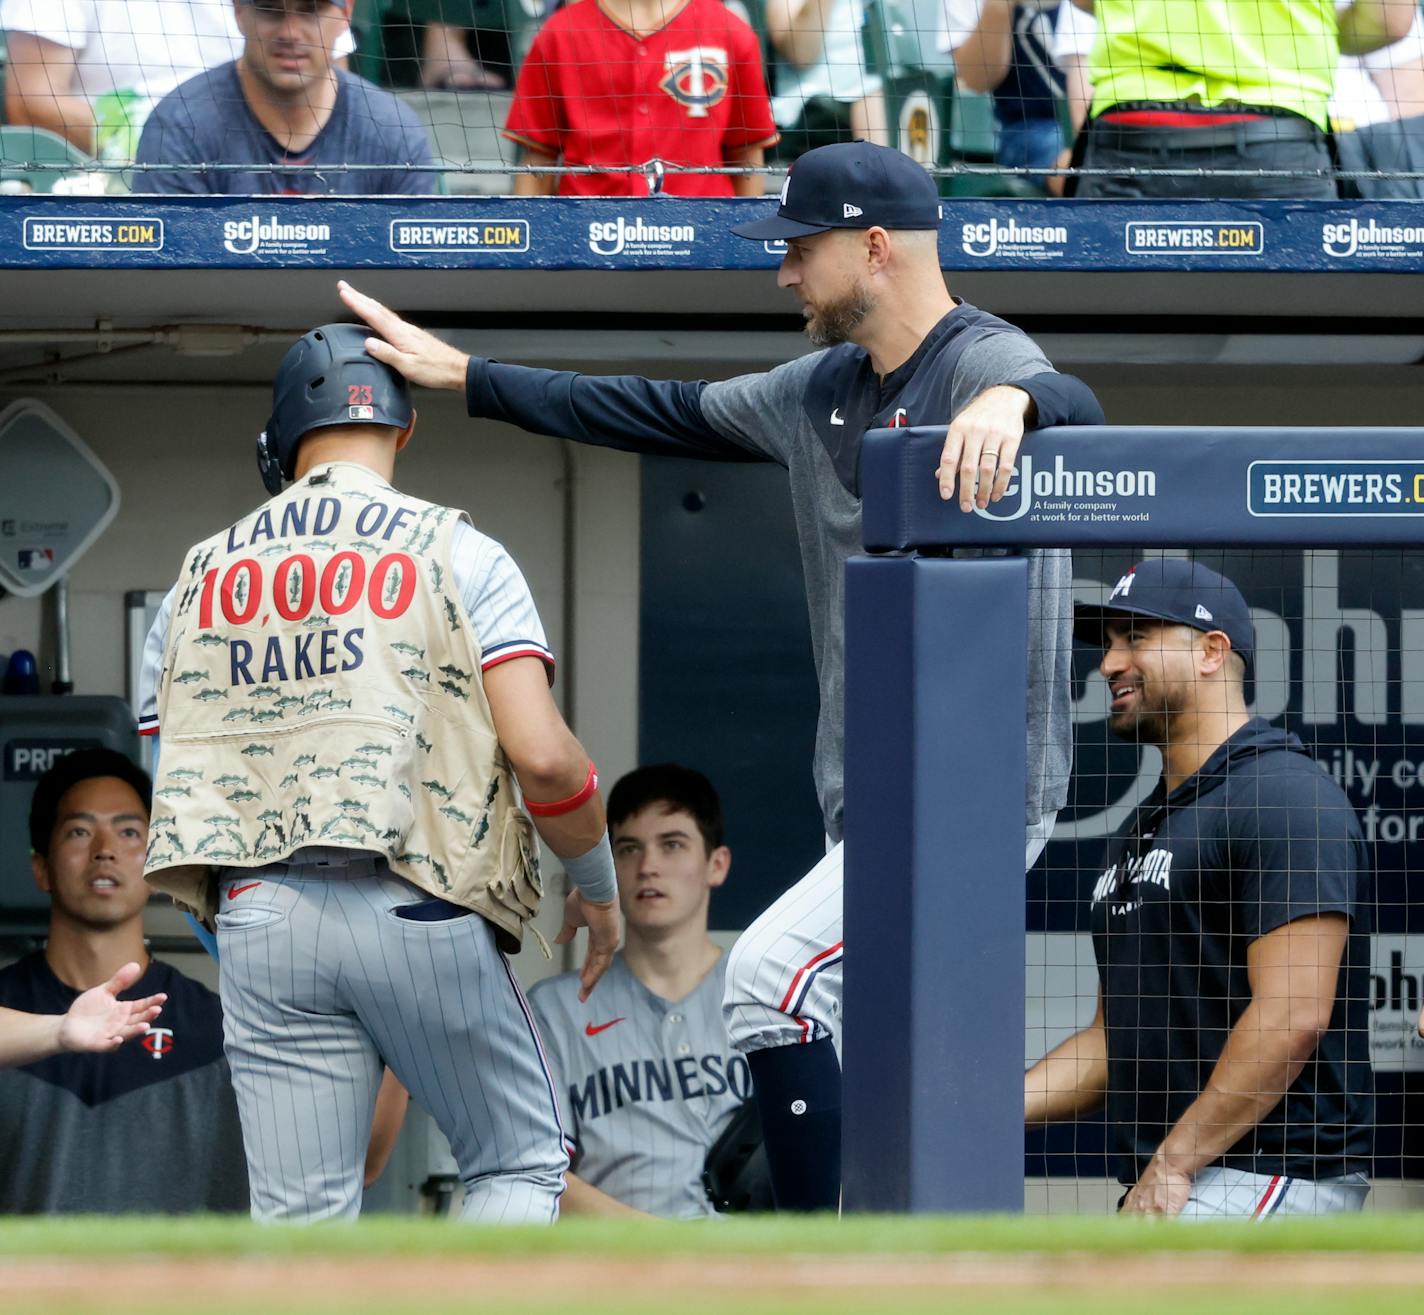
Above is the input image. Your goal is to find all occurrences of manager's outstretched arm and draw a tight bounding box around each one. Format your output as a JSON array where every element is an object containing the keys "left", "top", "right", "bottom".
[{"left": 339, "top": 281, "right": 758, "bottom": 463}]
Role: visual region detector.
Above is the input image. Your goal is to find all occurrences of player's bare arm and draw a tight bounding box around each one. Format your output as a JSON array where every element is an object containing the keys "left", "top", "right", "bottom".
[
  {"left": 363, "top": 1069, "right": 410, "bottom": 1188},
  {"left": 483, "top": 657, "right": 620, "bottom": 1001},
  {"left": 560, "top": 1172, "right": 656, "bottom": 1218},
  {"left": 936, "top": 383, "right": 1036, "bottom": 512},
  {"left": 1023, "top": 990, "right": 1107, "bottom": 1125},
  {"left": 337, "top": 281, "right": 469, "bottom": 392},
  {"left": 0, "top": 961, "right": 165, "bottom": 1069},
  {"left": 1120, "top": 914, "right": 1350, "bottom": 1216}
]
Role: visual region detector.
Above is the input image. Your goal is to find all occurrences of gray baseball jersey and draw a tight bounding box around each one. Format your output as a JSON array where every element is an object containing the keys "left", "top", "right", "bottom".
[{"left": 529, "top": 951, "right": 750, "bottom": 1218}]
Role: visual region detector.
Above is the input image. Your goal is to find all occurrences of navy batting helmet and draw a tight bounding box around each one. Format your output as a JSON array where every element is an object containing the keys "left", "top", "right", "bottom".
[{"left": 257, "top": 323, "right": 414, "bottom": 495}]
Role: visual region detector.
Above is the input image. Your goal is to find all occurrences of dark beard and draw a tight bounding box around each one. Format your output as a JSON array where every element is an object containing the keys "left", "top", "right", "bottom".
[
  {"left": 804, "top": 288, "right": 873, "bottom": 347},
  {"left": 1107, "top": 680, "right": 1187, "bottom": 746},
  {"left": 1108, "top": 705, "right": 1174, "bottom": 745}
]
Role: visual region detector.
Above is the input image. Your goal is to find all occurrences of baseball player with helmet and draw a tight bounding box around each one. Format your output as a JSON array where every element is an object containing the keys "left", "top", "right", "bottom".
[
  {"left": 137, "top": 323, "right": 620, "bottom": 1222},
  {"left": 339, "top": 138, "right": 1104, "bottom": 1210},
  {"left": 528, "top": 763, "right": 761, "bottom": 1217}
]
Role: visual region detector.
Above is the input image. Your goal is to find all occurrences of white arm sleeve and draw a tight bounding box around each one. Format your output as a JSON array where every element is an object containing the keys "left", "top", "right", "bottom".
[{"left": 136, "top": 584, "right": 176, "bottom": 735}]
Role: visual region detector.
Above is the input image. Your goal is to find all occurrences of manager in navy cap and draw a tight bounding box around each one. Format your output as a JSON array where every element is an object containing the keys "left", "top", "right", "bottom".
[
  {"left": 339, "top": 139, "right": 1106, "bottom": 1212},
  {"left": 1027, "top": 558, "right": 1375, "bottom": 1217}
]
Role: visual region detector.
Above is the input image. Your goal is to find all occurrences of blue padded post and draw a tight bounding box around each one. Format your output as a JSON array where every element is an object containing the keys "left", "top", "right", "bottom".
[{"left": 842, "top": 553, "right": 1028, "bottom": 1213}]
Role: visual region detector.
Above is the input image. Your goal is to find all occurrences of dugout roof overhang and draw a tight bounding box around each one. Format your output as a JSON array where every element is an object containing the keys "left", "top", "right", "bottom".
[{"left": 2, "top": 195, "right": 1423, "bottom": 385}]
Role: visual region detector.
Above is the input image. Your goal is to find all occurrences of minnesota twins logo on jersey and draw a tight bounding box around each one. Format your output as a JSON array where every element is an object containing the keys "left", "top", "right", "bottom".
[
  {"left": 660, "top": 47, "right": 729, "bottom": 118},
  {"left": 142, "top": 1026, "right": 175, "bottom": 1060}
]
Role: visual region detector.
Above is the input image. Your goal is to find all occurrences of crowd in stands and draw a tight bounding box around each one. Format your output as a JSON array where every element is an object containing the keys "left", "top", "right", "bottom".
[{"left": 3, "top": 1, "right": 1424, "bottom": 197}]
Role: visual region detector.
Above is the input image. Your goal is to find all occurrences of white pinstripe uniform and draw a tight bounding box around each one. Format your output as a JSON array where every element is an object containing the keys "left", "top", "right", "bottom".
[
  {"left": 1176, "top": 1167, "right": 1370, "bottom": 1219},
  {"left": 723, "top": 820, "right": 1055, "bottom": 1054},
  {"left": 139, "top": 517, "right": 568, "bottom": 1222}
]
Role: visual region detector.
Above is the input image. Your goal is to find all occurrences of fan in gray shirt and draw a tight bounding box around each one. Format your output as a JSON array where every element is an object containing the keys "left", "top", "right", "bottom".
[{"left": 134, "top": 58, "right": 435, "bottom": 194}]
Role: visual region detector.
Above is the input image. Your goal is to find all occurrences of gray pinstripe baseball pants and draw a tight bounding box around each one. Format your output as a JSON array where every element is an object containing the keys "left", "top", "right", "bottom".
[
  {"left": 724, "top": 816, "right": 1056, "bottom": 1053},
  {"left": 214, "top": 857, "right": 568, "bottom": 1222}
]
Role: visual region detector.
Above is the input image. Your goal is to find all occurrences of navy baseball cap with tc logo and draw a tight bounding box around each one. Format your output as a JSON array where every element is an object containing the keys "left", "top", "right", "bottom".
[
  {"left": 1072, "top": 558, "right": 1256, "bottom": 675},
  {"left": 731, "top": 141, "right": 943, "bottom": 241}
]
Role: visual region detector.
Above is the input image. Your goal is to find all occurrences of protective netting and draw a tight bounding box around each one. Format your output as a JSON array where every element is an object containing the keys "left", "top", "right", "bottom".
[
  {"left": 1032, "top": 547, "right": 1424, "bottom": 1214},
  {"left": 2, "top": 1, "right": 1423, "bottom": 197}
]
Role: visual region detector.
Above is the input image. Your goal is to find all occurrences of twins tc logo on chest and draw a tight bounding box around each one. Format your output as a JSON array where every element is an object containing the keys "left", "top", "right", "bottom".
[
  {"left": 142, "top": 1026, "right": 175, "bottom": 1060},
  {"left": 660, "top": 47, "right": 729, "bottom": 117}
]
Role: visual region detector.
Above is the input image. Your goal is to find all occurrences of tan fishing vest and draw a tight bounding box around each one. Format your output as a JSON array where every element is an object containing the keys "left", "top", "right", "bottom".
[{"left": 144, "top": 462, "right": 542, "bottom": 952}]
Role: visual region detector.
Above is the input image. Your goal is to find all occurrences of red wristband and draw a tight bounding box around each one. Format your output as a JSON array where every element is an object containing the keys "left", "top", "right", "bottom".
[{"left": 525, "top": 761, "right": 598, "bottom": 817}]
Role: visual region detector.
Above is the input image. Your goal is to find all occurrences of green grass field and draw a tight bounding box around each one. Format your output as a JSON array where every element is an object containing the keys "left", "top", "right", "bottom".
[
  {"left": 1, "top": 1214, "right": 1420, "bottom": 1315},
  {"left": 0, "top": 1211, "right": 1422, "bottom": 1258}
]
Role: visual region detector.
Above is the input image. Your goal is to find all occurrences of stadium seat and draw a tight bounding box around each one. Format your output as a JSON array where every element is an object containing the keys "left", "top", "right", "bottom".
[
  {"left": 865, "top": 0, "right": 1042, "bottom": 198},
  {"left": 863, "top": 0, "right": 946, "bottom": 168},
  {"left": 357, "top": 1, "right": 544, "bottom": 87},
  {"left": 398, "top": 89, "right": 514, "bottom": 193},
  {"left": 0, "top": 125, "right": 94, "bottom": 193}
]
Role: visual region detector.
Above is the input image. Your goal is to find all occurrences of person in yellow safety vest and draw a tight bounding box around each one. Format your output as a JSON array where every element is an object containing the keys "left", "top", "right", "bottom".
[{"left": 1064, "top": 0, "right": 1417, "bottom": 198}]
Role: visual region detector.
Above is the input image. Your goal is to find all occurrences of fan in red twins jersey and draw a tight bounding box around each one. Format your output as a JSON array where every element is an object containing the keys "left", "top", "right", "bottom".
[{"left": 504, "top": 0, "right": 779, "bottom": 197}]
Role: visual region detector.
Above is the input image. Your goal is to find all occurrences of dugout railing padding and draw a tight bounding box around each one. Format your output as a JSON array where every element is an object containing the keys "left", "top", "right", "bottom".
[{"left": 844, "top": 425, "right": 1424, "bottom": 1212}]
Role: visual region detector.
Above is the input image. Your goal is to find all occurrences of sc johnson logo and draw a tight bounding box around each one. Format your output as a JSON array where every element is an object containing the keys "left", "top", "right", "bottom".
[
  {"left": 23, "top": 217, "right": 163, "bottom": 251},
  {"left": 960, "top": 217, "right": 1067, "bottom": 259},
  {"left": 390, "top": 219, "right": 529, "bottom": 253},
  {"left": 222, "top": 214, "right": 332, "bottom": 256},
  {"left": 1247, "top": 461, "right": 1424, "bottom": 516},
  {"left": 587, "top": 216, "right": 695, "bottom": 256},
  {"left": 974, "top": 453, "right": 1156, "bottom": 522},
  {"left": 1125, "top": 221, "right": 1263, "bottom": 255},
  {"left": 1322, "top": 216, "right": 1424, "bottom": 258}
]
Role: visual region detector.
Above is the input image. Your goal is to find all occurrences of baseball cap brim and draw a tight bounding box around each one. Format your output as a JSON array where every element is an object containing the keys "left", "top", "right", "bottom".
[
  {"left": 1072, "top": 602, "right": 1175, "bottom": 649},
  {"left": 731, "top": 213, "right": 833, "bottom": 241},
  {"left": 1073, "top": 601, "right": 1254, "bottom": 674}
]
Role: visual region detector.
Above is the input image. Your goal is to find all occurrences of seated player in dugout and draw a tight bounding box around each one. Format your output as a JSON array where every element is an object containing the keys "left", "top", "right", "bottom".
[
  {"left": 1029, "top": 560, "right": 1374, "bottom": 1218},
  {"left": 137, "top": 324, "right": 619, "bottom": 1222},
  {"left": 529, "top": 764, "right": 756, "bottom": 1217},
  {"left": 363, "top": 765, "right": 764, "bottom": 1216},
  {"left": 0, "top": 750, "right": 248, "bottom": 1214}
]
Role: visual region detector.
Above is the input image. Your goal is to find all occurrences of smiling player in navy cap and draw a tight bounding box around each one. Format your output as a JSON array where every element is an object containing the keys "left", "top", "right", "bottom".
[
  {"left": 1027, "top": 558, "right": 1375, "bottom": 1217},
  {"left": 339, "top": 140, "right": 1105, "bottom": 1210}
]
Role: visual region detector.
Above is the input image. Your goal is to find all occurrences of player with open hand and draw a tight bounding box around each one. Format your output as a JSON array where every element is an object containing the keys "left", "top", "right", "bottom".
[{"left": 0, "top": 961, "right": 165, "bottom": 1068}]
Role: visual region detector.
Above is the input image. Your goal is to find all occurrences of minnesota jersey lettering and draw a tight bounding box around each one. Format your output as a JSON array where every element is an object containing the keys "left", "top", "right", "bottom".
[
  {"left": 530, "top": 954, "right": 748, "bottom": 1218},
  {"left": 568, "top": 1051, "right": 752, "bottom": 1123}
]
